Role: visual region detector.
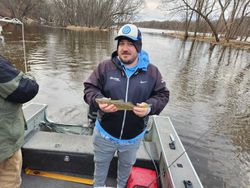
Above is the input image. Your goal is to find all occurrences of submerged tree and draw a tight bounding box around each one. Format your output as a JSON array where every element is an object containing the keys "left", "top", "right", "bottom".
[
  {"left": 160, "top": 0, "right": 250, "bottom": 42},
  {"left": 218, "top": 0, "right": 250, "bottom": 42}
]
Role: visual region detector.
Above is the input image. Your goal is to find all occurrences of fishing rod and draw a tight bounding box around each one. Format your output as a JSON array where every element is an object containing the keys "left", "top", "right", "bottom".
[{"left": 0, "top": 17, "right": 27, "bottom": 73}]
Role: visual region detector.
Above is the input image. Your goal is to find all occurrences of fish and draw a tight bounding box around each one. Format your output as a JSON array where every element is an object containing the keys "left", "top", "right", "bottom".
[{"left": 95, "top": 98, "right": 151, "bottom": 111}]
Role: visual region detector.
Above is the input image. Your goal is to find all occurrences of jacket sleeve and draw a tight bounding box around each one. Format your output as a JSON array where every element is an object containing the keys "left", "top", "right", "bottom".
[
  {"left": 83, "top": 61, "right": 105, "bottom": 109},
  {"left": 146, "top": 67, "right": 170, "bottom": 115},
  {"left": 0, "top": 56, "right": 39, "bottom": 103}
]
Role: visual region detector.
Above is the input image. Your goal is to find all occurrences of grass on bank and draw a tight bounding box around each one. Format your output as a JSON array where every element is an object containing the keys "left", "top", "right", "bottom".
[
  {"left": 165, "top": 32, "right": 250, "bottom": 51},
  {"left": 66, "top": 25, "right": 109, "bottom": 32}
]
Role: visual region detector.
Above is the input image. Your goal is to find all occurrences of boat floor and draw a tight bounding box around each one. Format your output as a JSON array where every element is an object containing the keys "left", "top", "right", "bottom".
[{"left": 21, "top": 172, "right": 116, "bottom": 188}]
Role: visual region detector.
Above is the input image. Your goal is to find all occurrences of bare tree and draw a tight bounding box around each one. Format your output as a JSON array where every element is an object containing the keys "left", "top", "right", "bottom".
[
  {"left": 52, "top": 0, "right": 78, "bottom": 26},
  {"left": 193, "top": 0, "right": 205, "bottom": 37},
  {"left": 0, "top": 0, "right": 44, "bottom": 20},
  {"left": 184, "top": 1, "right": 197, "bottom": 39},
  {"left": 50, "top": 0, "right": 143, "bottom": 28},
  {"left": 160, "top": 0, "right": 250, "bottom": 42},
  {"left": 221, "top": 0, "right": 250, "bottom": 41},
  {"left": 216, "top": 0, "right": 231, "bottom": 37},
  {"left": 181, "top": 0, "right": 220, "bottom": 42},
  {"left": 160, "top": 0, "right": 192, "bottom": 37},
  {"left": 161, "top": 0, "right": 220, "bottom": 41}
]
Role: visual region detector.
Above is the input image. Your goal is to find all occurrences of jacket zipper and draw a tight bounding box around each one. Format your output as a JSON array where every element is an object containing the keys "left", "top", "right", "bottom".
[{"left": 119, "top": 75, "right": 130, "bottom": 139}]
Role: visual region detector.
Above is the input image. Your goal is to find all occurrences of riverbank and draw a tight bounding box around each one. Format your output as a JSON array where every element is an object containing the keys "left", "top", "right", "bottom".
[
  {"left": 165, "top": 32, "right": 250, "bottom": 51},
  {"left": 34, "top": 24, "right": 111, "bottom": 32},
  {"left": 66, "top": 25, "right": 109, "bottom": 32},
  {"left": 28, "top": 23, "right": 250, "bottom": 51}
]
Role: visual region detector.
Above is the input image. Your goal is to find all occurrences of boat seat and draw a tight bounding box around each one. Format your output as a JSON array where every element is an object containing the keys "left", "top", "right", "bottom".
[
  {"left": 22, "top": 131, "right": 158, "bottom": 177},
  {"left": 23, "top": 132, "right": 93, "bottom": 154}
]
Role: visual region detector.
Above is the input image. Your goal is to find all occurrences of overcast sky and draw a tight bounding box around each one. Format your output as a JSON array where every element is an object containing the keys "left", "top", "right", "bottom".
[{"left": 138, "top": 0, "right": 166, "bottom": 21}]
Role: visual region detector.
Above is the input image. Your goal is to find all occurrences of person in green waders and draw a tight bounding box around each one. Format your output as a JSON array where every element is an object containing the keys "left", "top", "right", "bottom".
[{"left": 0, "top": 55, "right": 39, "bottom": 188}]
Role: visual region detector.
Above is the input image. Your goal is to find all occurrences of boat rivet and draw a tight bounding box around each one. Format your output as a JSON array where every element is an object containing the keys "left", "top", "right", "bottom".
[
  {"left": 177, "top": 163, "right": 183, "bottom": 168},
  {"left": 64, "top": 155, "right": 70, "bottom": 162},
  {"left": 55, "top": 143, "right": 61, "bottom": 148}
]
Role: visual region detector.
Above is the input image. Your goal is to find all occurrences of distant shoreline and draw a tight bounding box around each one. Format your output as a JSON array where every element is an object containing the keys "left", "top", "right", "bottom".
[
  {"left": 40, "top": 24, "right": 250, "bottom": 51},
  {"left": 66, "top": 25, "right": 109, "bottom": 32},
  {"left": 66, "top": 26, "right": 250, "bottom": 51},
  {"left": 37, "top": 24, "right": 111, "bottom": 32},
  {"left": 164, "top": 32, "right": 250, "bottom": 51}
]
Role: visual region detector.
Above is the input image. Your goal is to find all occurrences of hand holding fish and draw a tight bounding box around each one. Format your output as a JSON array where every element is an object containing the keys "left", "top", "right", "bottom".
[
  {"left": 96, "top": 98, "right": 118, "bottom": 113},
  {"left": 99, "top": 103, "right": 118, "bottom": 113},
  {"left": 133, "top": 102, "right": 151, "bottom": 117}
]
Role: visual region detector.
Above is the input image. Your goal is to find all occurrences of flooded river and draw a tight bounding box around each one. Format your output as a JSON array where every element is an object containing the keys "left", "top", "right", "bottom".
[{"left": 0, "top": 25, "right": 249, "bottom": 188}]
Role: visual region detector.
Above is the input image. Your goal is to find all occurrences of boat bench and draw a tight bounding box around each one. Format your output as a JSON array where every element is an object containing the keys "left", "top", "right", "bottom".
[{"left": 22, "top": 103, "right": 159, "bottom": 177}]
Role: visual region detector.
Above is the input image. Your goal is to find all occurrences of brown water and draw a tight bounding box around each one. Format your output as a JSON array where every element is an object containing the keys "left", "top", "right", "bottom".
[{"left": 1, "top": 25, "right": 249, "bottom": 188}]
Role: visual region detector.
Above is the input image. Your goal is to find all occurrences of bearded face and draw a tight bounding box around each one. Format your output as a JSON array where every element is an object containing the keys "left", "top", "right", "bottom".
[{"left": 117, "top": 39, "right": 138, "bottom": 66}]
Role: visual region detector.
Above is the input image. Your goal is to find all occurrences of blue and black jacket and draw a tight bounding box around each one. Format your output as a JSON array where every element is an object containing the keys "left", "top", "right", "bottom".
[{"left": 84, "top": 51, "right": 169, "bottom": 140}]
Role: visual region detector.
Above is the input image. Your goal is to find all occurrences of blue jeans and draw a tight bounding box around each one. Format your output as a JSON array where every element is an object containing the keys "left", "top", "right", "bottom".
[{"left": 92, "top": 127, "right": 141, "bottom": 188}]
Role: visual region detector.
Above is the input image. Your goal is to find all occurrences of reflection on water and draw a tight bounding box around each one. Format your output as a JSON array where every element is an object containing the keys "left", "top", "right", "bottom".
[{"left": 0, "top": 26, "right": 249, "bottom": 188}]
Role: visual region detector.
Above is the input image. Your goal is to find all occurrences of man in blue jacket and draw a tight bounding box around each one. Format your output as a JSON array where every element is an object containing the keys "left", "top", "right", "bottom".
[
  {"left": 84, "top": 24, "right": 169, "bottom": 187},
  {"left": 0, "top": 55, "right": 39, "bottom": 188}
]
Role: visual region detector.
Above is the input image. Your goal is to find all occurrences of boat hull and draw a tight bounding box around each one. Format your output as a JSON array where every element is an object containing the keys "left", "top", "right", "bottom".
[{"left": 21, "top": 103, "right": 203, "bottom": 188}]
